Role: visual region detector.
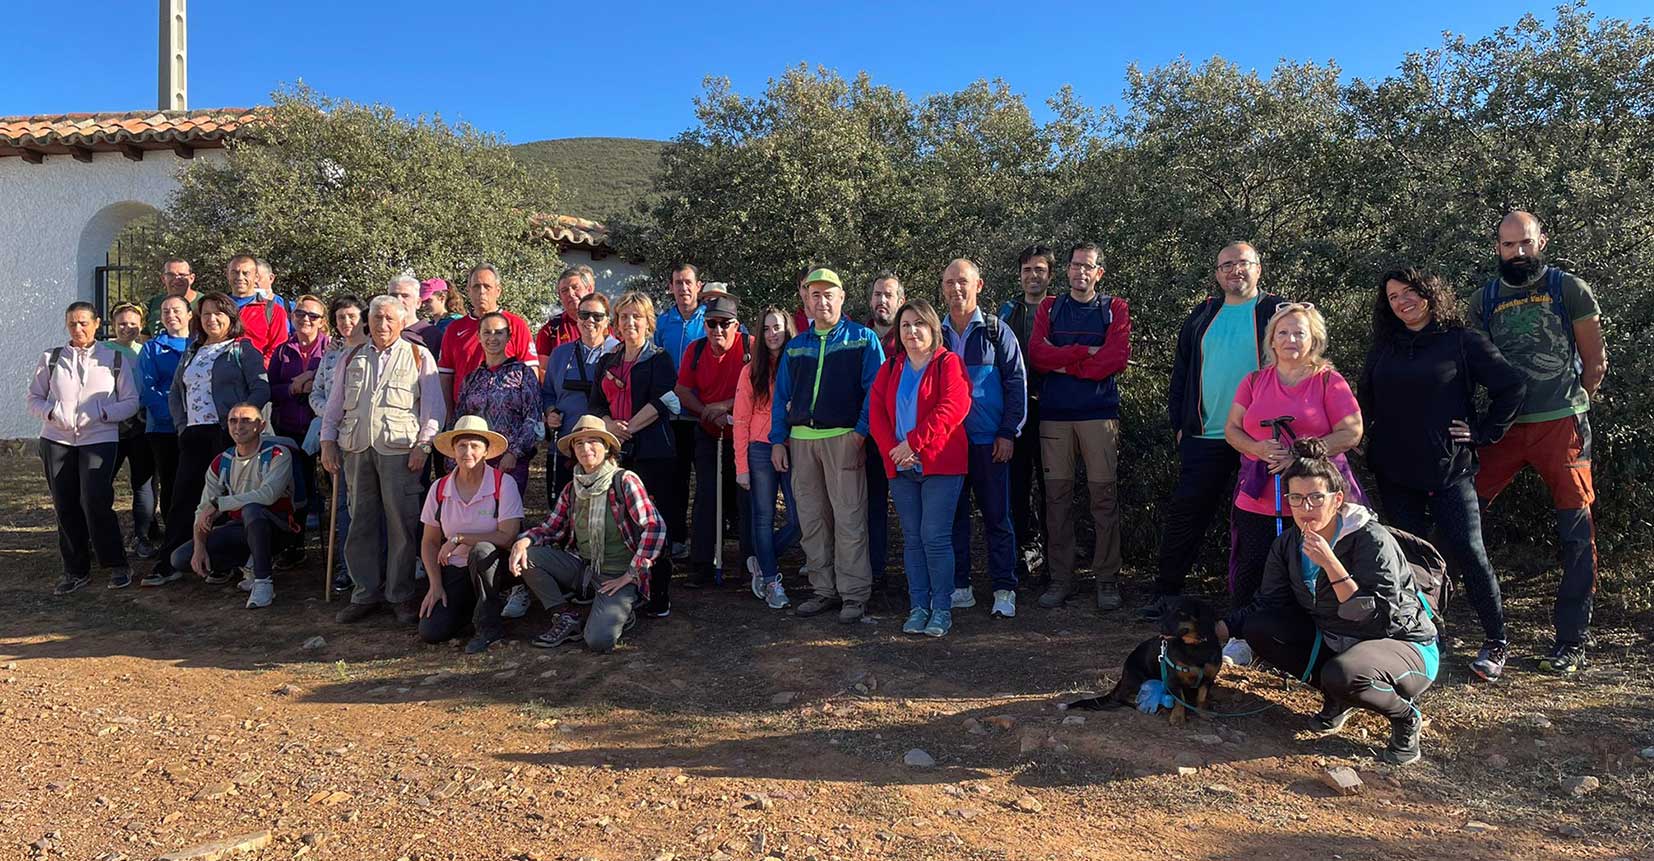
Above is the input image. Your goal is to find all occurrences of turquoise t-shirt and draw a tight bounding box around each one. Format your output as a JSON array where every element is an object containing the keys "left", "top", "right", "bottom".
[
  {"left": 895, "top": 358, "right": 924, "bottom": 442},
  {"left": 1198, "top": 297, "right": 1261, "bottom": 439}
]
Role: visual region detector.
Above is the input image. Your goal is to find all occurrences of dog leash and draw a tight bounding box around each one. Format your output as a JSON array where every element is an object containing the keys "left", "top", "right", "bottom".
[{"left": 1157, "top": 640, "right": 1279, "bottom": 719}]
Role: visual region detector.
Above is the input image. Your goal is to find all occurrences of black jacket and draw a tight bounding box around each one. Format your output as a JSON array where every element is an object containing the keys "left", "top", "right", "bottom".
[
  {"left": 1168, "top": 292, "right": 1287, "bottom": 438},
  {"left": 1358, "top": 322, "right": 1526, "bottom": 491},
  {"left": 588, "top": 341, "right": 677, "bottom": 463},
  {"left": 1228, "top": 505, "right": 1436, "bottom": 650},
  {"left": 168, "top": 337, "right": 271, "bottom": 430}
]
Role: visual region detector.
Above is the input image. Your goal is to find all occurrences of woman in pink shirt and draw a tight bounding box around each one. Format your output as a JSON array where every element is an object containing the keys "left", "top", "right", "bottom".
[
  {"left": 27, "top": 302, "right": 141, "bottom": 593},
  {"left": 734, "top": 307, "right": 800, "bottom": 610},
  {"left": 416, "top": 416, "right": 524, "bottom": 653},
  {"left": 1224, "top": 303, "right": 1365, "bottom": 614}
]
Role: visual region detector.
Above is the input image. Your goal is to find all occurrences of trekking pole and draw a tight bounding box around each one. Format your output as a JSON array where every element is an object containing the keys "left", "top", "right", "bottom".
[
  {"left": 713, "top": 423, "right": 726, "bottom": 585},
  {"left": 1260, "top": 416, "right": 1295, "bottom": 536},
  {"left": 324, "top": 472, "right": 340, "bottom": 602}
]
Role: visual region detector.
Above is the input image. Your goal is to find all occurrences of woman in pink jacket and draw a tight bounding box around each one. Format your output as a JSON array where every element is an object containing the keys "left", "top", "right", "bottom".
[
  {"left": 734, "top": 307, "right": 799, "bottom": 610},
  {"left": 27, "top": 301, "right": 141, "bottom": 594}
]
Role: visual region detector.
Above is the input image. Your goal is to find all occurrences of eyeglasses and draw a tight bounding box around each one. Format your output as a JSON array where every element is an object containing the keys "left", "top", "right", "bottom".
[
  {"left": 1067, "top": 262, "right": 1101, "bottom": 272},
  {"left": 1285, "top": 491, "right": 1336, "bottom": 509},
  {"left": 293, "top": 311, "right": 324, "bottom": 321},
  {"left": 706, "top": 318, "right": 738, "bottom": 329},
  {"left": 577, "top": 311, "right": 608, "bottom": 322},
  {"left": 1217, "top": 260, "right": 1259, "bottom": 273}
]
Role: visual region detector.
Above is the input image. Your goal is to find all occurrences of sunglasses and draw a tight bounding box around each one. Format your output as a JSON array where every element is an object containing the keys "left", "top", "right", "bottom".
[
  {"left": 577, "top": 311, "right": 608, "bottom": 322},
  {"left": 293, "top": 310, "right": 325, "bottom": 321},
  {"left": 706, "top": 318, "right": 738, "bottom": 329}
]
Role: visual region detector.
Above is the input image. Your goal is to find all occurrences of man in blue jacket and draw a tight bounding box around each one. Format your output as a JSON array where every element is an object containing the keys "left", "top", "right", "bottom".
[
  {"left": 1144, "top": 241, "right": 1286, "bottom": 621},
  {"left": 654, "top": 263, "right": 708, "bottom": 561},
  {"left": 770, "top": 268, "right": 886, "bottom": 622},
  {"left": 942, "top": 259, "right": 1028, "bottom": 619}
]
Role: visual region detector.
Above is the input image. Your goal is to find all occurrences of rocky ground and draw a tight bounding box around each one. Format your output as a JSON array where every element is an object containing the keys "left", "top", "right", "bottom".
[{"left": 0, "top": 449, "right": 1650, "bottom": 861}]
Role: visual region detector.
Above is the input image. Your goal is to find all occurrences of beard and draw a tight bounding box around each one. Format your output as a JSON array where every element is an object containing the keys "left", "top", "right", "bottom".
[
  {"left": 871, "top": 309, "right": 893, "bottom": 326},
  {"left": 1498, "top": 253, "right": 1546, "bottom": 285}
]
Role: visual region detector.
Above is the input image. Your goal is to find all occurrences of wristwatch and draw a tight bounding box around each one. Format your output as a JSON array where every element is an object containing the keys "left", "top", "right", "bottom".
[{"left": 417, "top": 442, "right": 433, "bottom": 453}]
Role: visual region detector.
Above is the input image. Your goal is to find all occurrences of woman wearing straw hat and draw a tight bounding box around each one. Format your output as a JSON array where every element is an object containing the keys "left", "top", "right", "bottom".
[
  {"left": 508, "top": 414, "right": 666, "bottom": 653},
  {"left": 417, "top": 415, "right": 525, "bottom": 652}
]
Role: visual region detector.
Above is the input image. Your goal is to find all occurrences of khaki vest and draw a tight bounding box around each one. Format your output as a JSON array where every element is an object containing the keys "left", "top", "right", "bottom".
[{"left": 336, "top": 339, "right": 426, "bottom": 455}]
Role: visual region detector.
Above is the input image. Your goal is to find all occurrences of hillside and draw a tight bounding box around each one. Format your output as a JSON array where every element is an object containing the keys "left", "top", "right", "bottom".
[{"left": 512, "top": 136, "right": 665, "bottom": 220}]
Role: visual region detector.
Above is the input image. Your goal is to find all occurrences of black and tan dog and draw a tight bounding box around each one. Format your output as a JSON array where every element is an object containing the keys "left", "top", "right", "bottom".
[{"left": 1061, "top": 596, "right": 1224, "bottom": 724}]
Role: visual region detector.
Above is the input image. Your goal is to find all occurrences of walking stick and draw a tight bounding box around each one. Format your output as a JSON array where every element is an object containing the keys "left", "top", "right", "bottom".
[
  {"left": 713, "top": 423, "right": 726, "bottom": 585},
  {"left": 324, "top": 470, "right": 340, "bottom": 602},
  {"left": 1259, "top": 416, "right": 1296, "bottom": 536}
]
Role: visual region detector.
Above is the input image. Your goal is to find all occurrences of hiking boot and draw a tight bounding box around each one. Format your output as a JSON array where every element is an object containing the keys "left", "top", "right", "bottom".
[
  {"left": 795, "top": 595, "right": 839, "bottom": 617},
  {"left": 245, "top": 579, "right": 274, "bottom": 609},
  {"left": 950, "top": 587, "right": 976, "bottom": 609},
  {"left": 1309, "top": 695, "right": 1354, "bottom": 736},
  {"left": 762, "top": 581, "right": 791, "bottom": 610},
  {"left": 141, "top": 567, "right": 183, "bottom": 588},
  {"left": 107, "top": 567, "right": 133, "bottom": 590},
  {"left": 55, "top": 573, "right": 91, "bottom": 596},
  {"left": 393, "top": 599, "right": 421, "bottom": 626},
  {"left": 1037, "top": 581, "right": 1073, "bottom": 609},
  {"left": 1222, "top": 638, "right": 1255, "bottom": 667},
  {"left": 1139, "top": 593, "right": 1179, "bottom": 623},
  {"left": 500, "top": 585, "right": 533, "bottom": 619},
  {"left": 902, "top": 608, "right": 931, "bottom": 635},
  {"left": 464, "top": 630, "right": 503, "bottom": 654},
  {"left": 133, "top": 537, "right": 158, "bottom": 560},
  {"left": 532, "top": 612, "right": 583, "bottom": 648},
  {"left": 1095, "top": 578, "right": 1123, "bottom": 611},
  {"left": 838, "top": 601, "right": 866, "bottom": 624},
  {"left": 1470, "top": 640, "right": 1509, "bottom": 682},
  {"left": 990, "top": 590, "right": 1016, "bottom": 619},
  {"left": 1379, "top": 710, "right": 1423, "bottom": 766},
  {"left": 923, "top": 609, "right": 953, "bottom": 638},
  {"left": 1538, "top": 640, "right": 1584, "bottom": 675},
  {"left": 335, "top": 602, "right": 380, "bottom": 624}
]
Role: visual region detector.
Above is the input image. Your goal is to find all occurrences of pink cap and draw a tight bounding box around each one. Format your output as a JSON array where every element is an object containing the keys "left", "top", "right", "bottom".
[{"left": 419, "top": 278, "right": 448, "bottom": 301}]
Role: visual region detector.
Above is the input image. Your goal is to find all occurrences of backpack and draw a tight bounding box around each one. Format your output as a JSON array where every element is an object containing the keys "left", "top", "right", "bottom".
[
  {"left": 214, "top": 438, "right": 305, "bottom": 528},
  {"left": 1050, "top": 293, "right": 1114, "bottom": 335},
  {"left": 688, "top": 334, "right": 754, "bottom": 373},
  {"left": 435, "top": 467, "right": 507, "bottom": 519},
  {"left": 1480, "top": 268, "right": 1579, "bottom": 373},
  {"left": 1384, "top": 525, "right": 1451, "bottom": 626}
]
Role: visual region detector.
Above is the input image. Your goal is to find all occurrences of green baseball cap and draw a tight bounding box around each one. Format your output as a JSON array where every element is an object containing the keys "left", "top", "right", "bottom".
[{"left": 803, "top": 267, "right": 843, "bottom": 290}]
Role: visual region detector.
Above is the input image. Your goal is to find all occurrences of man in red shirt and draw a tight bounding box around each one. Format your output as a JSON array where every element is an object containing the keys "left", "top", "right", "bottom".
[
  {"left": 438, "top": 263, "right": 539, "bottom": 415},
  {"left": 674, "top": 295, "right": 752, "bottom": 587},
  {"left": 534, "top": 265, "right": 597, "bottom": 365},
  {"left": 225, "top": 254, "right": 289, "bottom": 360}
]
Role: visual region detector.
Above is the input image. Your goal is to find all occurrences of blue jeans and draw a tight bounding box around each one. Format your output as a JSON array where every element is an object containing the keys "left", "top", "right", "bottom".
[
  {"left": 747, "top": 442, "right": 800, "bottom": 583},
  {"left": 1378, "top": 476, "right": 1507, "bottom": 643},
  {"left": 891, "top": 472, "right": 964, "bottom": 612},
  {"left": 952, "top": 443, "right": 1018, "bottom": 591}
]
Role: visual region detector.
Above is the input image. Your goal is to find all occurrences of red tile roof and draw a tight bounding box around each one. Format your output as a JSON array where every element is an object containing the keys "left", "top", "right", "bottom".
[
  {"left": 529, "top": 213, "right": 613, "bottom": 251},
  {"left": 0, "top": 108, "right": 257, "bottom": 161}
]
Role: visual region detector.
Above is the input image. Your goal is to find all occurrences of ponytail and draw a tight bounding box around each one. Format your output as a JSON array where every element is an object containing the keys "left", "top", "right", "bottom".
[{"left": 1282, "top": 438, "right": 1346, "bottom": 493}]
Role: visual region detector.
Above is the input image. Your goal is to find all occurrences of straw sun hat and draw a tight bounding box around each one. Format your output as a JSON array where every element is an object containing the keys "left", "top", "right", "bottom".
[{"left": 434, "top": 415, "right": 509, "bottom": 460}]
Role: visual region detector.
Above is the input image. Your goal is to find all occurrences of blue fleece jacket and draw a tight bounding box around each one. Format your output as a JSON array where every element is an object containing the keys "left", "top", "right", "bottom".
[
  {"left": 137, "top": 333, "right": 188, "bottom": 433},
  {"left": 769, "top": 317, "right": 885, "bottom": 442},
  {"left": 943, "top": 309, "right": 1027, "bottom": 445}
]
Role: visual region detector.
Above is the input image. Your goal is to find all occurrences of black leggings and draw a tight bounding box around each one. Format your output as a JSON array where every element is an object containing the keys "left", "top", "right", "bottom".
[
  {"left": 1228, "top": 508, "right": 1280, "bottom": 605},
  {"left": 626, "top": 456, "right": 676, "bottom": 606},
  {"left": 160, "top": 424, "right": 232, "bottom": 569},
  {"left": 1244, "top": 607, "right": 1435, "bottom": 720}
]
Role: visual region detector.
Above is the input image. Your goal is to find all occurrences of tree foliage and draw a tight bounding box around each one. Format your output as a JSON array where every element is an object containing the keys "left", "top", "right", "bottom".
[
  {"left": 621, "top": 5, "right": 1654, "bottom": 601},
  {"left": 162, "top": 86, "right": 561, "bottom": 311}
]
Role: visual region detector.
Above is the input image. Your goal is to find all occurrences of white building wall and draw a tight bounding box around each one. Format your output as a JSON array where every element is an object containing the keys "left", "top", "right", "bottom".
[
  {"left": 0, "top": 148, "right": 224, "bottom": 439},
  {"left": 559, "top": 247, "right": 649, "bottom": 297}
]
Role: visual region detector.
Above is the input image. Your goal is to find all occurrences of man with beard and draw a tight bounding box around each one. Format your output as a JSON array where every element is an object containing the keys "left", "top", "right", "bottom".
[
  {"left": 864, "top": 272, "right": 904, "bottom": 590},
  {"left": 1469, "top": 211, "right": 1607, "bottom": 676},
  {"left": 998, "top": 245, "right": 1056, "bottom": 581},
  {"left": 1143, "top": 242, "right": 1286, "bottom": 621}
]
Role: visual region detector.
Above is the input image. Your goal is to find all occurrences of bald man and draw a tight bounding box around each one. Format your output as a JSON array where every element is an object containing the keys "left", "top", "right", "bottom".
[
  {"left": 1468, "top": 211, "right": 1608, "bottom": 676},
  {"left": 1144, "top": 242, "right": 1287, "bottom": 622}
]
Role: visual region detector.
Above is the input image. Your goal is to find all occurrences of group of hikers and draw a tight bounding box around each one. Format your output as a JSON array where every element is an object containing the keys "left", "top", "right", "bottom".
[{"left": 28, "top": 209, "right": 1607, "bottom": 766}]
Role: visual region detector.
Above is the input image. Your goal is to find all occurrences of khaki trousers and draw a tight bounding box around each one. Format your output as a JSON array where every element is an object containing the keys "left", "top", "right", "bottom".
[
  {"left": 1039, "top": 419, "right": 1121, "bottom": 585},
  {"left": 789, "top": 434, "right": 872, "bottom": 603}
]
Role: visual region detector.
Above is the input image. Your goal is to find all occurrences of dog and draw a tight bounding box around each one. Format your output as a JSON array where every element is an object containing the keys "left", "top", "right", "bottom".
[{"left": 1061, "top": 596, "right": 1223, "bottom": 725}]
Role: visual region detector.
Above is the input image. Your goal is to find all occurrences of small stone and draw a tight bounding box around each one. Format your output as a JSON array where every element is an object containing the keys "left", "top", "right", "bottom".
[
  {"left": 902, "top": 749, "right": 935, "bottom": 768},
  {"left": 95, "top": 725, "right": 119, "bottom": 737},
  {"left": 193, "top": 781, "right": 236, "bottom": 801},
  {"left": 300, "top": 636, "right": 327, "bottom": 651},
  {"left": 672, "top": 774, "right": 689, "bottom": 785},
  {"left": 1462, "top": 820, "right": 1498, "bottom": 834},
  {"left": 1561, "top": 775, "right": 1599, "bottom": 797},
  {"left": 1205, "top": 784, "right": 1235, "bottom": 796},
  {"left": 493, "top": 670, "right": 517, "bottom": 681},
  {"left": 1640, "top": 746, "right": 1654, "bottom": 760},
  {"left": 961, "top": 718, "right": 986, "bottom": 735},
  {"left": 1320, "top": 766, "right": 1363, "bottom": 796},
  {"left": 1176, "top": 766, "right": 1198, "bottom": 777},
  {"left": 1518, "top": 713, "right": 1552, "bottom": 731},
  {"left": 1486, "top": 753, "right": 1509, "bottom": 768},
  {"left": 947, "top": 807, "right": 983, "bottom": 820},
  {"left": 984, "top": 715, "right": 1016, "bottom": 731},
  {"left": 1013, "top": 795, "right": 1043, "bottom": 813},
  {"left": 1018, "top": 733, "right": 1042, "bottom": 754},
  {"left": 770, "top": 691, "right": 798, "bottom": 705},
  {"left": 652, "top": 853, "right": 676, "bottom": 861},
  {"left": 1193, "top": 734, "right": 1223, "bottom": 746},
  {"left": 155, "top": 830, "right": 273, "bottom": 860},
  {"left": 1061, "top": 715, "right": 1085, "bottom": 726},
  {"left": 273, "top": 684, "right": 303, "bottom": 697},
  {"left": 1557, "top": 824, "right": 1587, "bottom": 839},
  {"left": 744, "top": 792, "right": 773, "bottom": 811}
]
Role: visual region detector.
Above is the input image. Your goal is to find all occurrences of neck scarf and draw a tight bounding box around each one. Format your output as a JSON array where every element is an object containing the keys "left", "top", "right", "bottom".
[{"left": 572, "top": 458, "right": 620, "bottom": 573}]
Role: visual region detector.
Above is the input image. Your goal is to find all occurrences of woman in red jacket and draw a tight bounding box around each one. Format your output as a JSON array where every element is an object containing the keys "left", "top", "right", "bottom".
[{"left": 869, "top": 299, "right": 973, "bottom": 637}]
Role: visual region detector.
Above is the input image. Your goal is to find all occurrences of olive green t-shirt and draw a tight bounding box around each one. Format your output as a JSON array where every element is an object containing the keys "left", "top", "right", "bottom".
[{"left": 1467, "top": 266, "right": 1600, "bottom": 424}]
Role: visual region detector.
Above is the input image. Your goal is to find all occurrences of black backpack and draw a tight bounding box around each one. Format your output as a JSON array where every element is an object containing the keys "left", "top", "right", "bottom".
[{"left": 1385, "top": 525, "right": 1451, "bottom": 626}]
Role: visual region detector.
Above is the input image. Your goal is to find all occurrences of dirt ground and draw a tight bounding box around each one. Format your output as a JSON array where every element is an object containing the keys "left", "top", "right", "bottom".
[{"left": 0, "top": 448, "right": 1650, "bottom": 861}]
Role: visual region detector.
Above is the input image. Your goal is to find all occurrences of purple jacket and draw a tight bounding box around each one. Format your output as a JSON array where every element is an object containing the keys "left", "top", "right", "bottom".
[{"left": 268, "top": 333, "right": 329, "bottom": 435}]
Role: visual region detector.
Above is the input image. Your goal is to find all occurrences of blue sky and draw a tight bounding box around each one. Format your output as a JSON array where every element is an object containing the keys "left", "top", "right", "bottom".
[{"left": 3, "top": 1, "right": 1647, "bottom": 143}]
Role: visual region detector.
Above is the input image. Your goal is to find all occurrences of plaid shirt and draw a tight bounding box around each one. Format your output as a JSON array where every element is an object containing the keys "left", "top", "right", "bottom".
[{"left": 521, "top": 469, "right": 664, "bottom": 597}]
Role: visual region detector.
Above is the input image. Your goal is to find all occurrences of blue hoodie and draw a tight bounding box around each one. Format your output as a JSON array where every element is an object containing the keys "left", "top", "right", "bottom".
[
  {"left": 137, "top": 333, "right": 189, "bottom": 433},
  {"left": 943, "top": 308, "right": 1027, "bottom": 445}
]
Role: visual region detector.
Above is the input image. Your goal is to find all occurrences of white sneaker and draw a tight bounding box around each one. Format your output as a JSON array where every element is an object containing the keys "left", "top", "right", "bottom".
[
  {"left": 990, "top": 589, "right": 1016, "bottom": 618},
  {"left": 245, "top": 579, "right": 274, "bottom": 609},
  {"left": 237, "top": 572, "right": 255, "bottom": 592},
  {"left": 500, "top": 584, "right": 532, "bottom": 619},
  {"left": 951, "top": 587, "right": 976, "bottom": 609},
  {"left": 1222, "top": 637, "right": 1255, "bottom": 667},
  {"left": 748, "top": 556, "right": 763, "bottom": 599}
]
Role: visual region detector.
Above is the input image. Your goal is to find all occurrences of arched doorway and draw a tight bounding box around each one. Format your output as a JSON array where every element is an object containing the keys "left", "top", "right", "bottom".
[{"left": 75, "top": 201, "right": 161, "bottom": 334}]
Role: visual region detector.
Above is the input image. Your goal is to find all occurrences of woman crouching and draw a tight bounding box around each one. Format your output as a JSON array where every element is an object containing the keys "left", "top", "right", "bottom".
[
  {"left": 508, "top": 414, "right": 665, "bottom": 653},
  {"left": 1216, "top": 438, "right": 1439, "bottom": 765}
]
